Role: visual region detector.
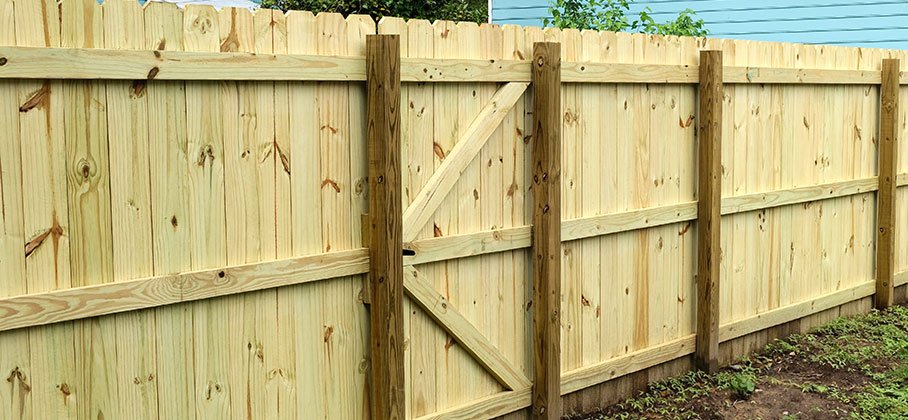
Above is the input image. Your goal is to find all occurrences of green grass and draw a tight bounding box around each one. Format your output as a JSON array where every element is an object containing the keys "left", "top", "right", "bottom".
[{"left": 590, "top": 305, "right": 908, "bottom": 420}]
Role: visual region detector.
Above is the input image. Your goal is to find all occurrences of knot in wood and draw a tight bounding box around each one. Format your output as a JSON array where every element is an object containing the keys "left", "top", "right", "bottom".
[
  {"left": 194, "top": 17, "right": 213, "bottom": 34},
  {"left": 536, "top": 56, "right": 546, "bottom": 67},
  {"left": 358, "top": 358, "right": 369, "bottom": 373},
  {"left": 77, "top": 158, "right": 93, "bottom": 181},
  {"left": 0, "top": 57, "right": 7, "bottom": 66}
]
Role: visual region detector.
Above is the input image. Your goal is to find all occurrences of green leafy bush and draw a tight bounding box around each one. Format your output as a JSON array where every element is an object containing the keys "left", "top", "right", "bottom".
[
  {"left": 543, "top": 0, "right": 708, "bottom": 36},
  {"left": 716, "top": 372, "right": 756, "bottom": 399},
  {"left": 259, "top": 0, "right": 488, "bottom": 23}
]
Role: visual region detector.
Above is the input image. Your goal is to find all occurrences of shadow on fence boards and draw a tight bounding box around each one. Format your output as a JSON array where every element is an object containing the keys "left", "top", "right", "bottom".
[{"left": 1, "top": 1, "right": 907, "bottom": 419}]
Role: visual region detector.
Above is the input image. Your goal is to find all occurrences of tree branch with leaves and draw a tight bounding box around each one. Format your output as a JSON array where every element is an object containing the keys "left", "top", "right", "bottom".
[{"left": 543, "top": 0, "right": 708, "bottom": 37}]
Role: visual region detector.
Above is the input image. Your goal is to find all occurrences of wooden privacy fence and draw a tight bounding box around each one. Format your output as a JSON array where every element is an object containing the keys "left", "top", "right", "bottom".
[{"left": 1, "top": 1, "right": 908, "bottom": 419}]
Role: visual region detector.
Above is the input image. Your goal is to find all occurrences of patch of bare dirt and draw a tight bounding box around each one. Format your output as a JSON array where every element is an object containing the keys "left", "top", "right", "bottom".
[{"left": 691, "top": 381, "right": 854, "bottom": 420}]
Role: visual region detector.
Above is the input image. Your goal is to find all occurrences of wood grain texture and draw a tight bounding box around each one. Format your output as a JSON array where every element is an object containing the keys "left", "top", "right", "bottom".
[
  {"left": 723, "top": 66, "right": 881, "bottom": 85},
  {"left": 561, "top": 335, "right": 696, "bottom": 395},
  {"left": 0, "top": 45, "right": 892, "bottom": 85},
  {"left": 1, "top": 175, "right": 887, "bottom": 334},
  {"left": 66, "top": 0, "right": 119, "bottom": 416},
  {"left": 411, "top": 285, "right": 883, "bottom": 419},
  {"left": 5, "top": 8, "right": 908, "bottom": 418},
  {"left": 401, "top": 82, "right": 528, "bottom": 242},
  {"left": 102, "top": 2, "right": 159, "bottom": 417},
  {"left": 14, "top": 2, "right": 79, "bottom": 418},
  {"left": 719, "top": 281, "right": 876, "bottom": 342},
  {"left": 285, "top": 11, "right": 329, "bottom": 418},
  {"left": 531, "top": 41, "right": 561, "bottom": 420},
  {"left": 721, "top": 177, "right": 879, "bottom": 215},
  {"left": 897, "top": 270, "right": 908, "bottom": 287},
  {"left": 181, "top": 5, "right": 231, "bottom": 417},
  {"left": 413, "top": 388, "right": 532, "bottom": 420},
  {"left": 143, "top": 3, "right": 196, "bottom": 417},
  {"left": 367, "top": 33, "right": 406, "bottom": 420},
  {"left": 696, "top": 50, "right": 722, "bottom": 374},
  {"left": 404, "top": 267, "right": 531, "bottom": 391},
  {"left": 877, "top": 58, "right": 899, "bottom": 309},
  {"left": 0, "top": 249, "right": 368, "bottom": 332},
  {"left": 0, "top": 0, "right": 32, "bottom": 417}
]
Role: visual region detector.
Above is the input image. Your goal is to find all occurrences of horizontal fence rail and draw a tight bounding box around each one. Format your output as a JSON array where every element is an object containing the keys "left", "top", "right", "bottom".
[
  {"left": 3, "top": 173, "right": 906, "bottom": 333},
  {"left": 0, "top": 46, "right": 901, "bottom": 84}
]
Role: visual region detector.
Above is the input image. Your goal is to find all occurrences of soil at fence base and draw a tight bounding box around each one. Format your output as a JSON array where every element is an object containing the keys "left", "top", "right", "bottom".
[
  {"left": 573, "top": 303, "right": 908, "bottom": 420},
  {"left": 675, "top": 361, "right": 869, "bottom": 419}
]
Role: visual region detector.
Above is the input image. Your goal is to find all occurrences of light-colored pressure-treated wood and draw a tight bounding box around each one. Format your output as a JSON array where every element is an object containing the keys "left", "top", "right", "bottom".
[
  {"left": 103, "top": 3, "right": 160, "bottom": 417},
  {"left": 5, "top": 170, "right": 889, "bottom": 336},
  {"left": 144, "top": 3, "right": 195, "bottom": 418},
  {"left": 403, "top": 267, "right": 530, "bottom": 390},
  {"left": 0, "top": 45, "right": 893, "bottom": 85},
  {"left": 15, "top": 2, "right": 78, "bottom": 419},
  {"left": 696, "top": 50, "right": 722, "bottom": 374},
  {"left": 3, "top": 3, "right": 908, "bottom": 419},
  {"left": 531, "top": 41, "right": 561, "bottom": 420},
  {"left": 0, "top": 0, "right": 31, "bottom": 417},
  {"left": 401, "top": 82, "right": 528, "bottom": 242},
  {"left": 876, "top": 59, "right": 899, "bottom": 309},
  {"left": 0, "top": 249, "right": 368, "bottom": 332}
]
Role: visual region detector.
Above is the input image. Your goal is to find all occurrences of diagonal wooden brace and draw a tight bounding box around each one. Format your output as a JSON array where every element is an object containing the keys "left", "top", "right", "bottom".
[
  {"left": 403, "top": 266, "right": 531, "bottom": 391},
  {"left": 401, "top": 82, "right": 529, "bottom": 242}
]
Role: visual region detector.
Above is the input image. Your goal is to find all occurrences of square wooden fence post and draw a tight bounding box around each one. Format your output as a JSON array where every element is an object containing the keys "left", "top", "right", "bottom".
[
  {"left": 366, "top": 34, "right": 405, "bottom": 420},
  {"left": 876, "top": 58, "right": 899, "bottom": 309},
  {"left": 531, "top": 41, "right": 562, "bottom": 420},
  {"left": 696, "top": 50, "right": 723, "bottom": 373}
]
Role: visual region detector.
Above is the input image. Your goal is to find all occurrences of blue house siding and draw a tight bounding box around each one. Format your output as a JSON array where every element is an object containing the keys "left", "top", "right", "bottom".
[{"left": 492, "top": 0, "right": 908, "bottom": 50}]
